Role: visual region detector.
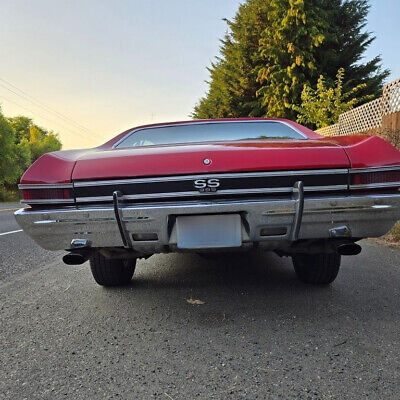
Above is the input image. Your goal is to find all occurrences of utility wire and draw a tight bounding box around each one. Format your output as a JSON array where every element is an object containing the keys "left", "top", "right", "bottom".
[
  {"left": 0, "top": 77, "right": 98, "bottom": 136},
  {"left": 0, "top": 77, "right": 106, "bottom": 140},
  {"left": 0, "top": 94, "right": 95, "bottom": 145}
]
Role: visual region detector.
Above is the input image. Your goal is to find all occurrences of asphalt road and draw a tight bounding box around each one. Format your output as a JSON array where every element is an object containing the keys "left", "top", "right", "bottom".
[{"left": 1, "top": 204, "right": 400, "bottom": 399}]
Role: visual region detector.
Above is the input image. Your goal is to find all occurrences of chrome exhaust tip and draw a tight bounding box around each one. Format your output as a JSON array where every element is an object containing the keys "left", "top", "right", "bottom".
[
  {"left": 336, "top": 243, "right": 362, "bottom": 256},
  {"left": 63, "top": 238, "right": 92, "bottom": 265},
  {"left": 63, "top": 252, "right": 91, "bottom": 265}
]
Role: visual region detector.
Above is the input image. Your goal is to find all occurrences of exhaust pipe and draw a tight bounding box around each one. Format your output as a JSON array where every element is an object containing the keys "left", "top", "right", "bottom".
[
  {"left": 63, "top": 239, "right": 92, "bottom": 265},
  {"left": 63, "top": 250, "right": 91, "bottom": 265},
  {"left": 336, "top": 242, "right": 362, "bottom": 256}
]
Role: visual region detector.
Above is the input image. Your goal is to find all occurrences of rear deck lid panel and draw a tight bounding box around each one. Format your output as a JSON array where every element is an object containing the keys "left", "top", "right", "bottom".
[{"left": 71, "top": 141, "right": 350, "bottom": 181}]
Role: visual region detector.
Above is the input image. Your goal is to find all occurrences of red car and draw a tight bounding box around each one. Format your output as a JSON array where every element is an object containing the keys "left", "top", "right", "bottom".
[{"left": 15, "top": 118, "right": 400, "bottom": 286}]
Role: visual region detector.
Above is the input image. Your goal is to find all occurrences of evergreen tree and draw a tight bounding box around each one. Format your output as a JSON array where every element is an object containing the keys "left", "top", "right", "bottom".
[
  {"left": 193, "top": 0, "right": 269, "bottom": 118},
  {"left": 256, "top": 0, "right": 326, "bottom": 118},
  {"left": 193, "top": 0, "right": 389, "bottom": 121}
]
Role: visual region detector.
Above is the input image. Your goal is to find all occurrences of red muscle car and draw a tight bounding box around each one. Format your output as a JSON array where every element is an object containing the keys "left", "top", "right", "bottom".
[{"left": 15, "top": 118, "right": 400, "bottom": 286}]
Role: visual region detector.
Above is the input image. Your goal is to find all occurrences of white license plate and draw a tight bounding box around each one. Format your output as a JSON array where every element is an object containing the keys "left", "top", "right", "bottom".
[{"left": 176, "top": 214, "right": 242, "bottom": 249}]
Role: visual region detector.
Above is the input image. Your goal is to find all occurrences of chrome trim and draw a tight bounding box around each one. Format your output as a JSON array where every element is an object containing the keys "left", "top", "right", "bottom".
[
  {"left": 304, "top": 185, "right": 348, "bottom": 192},
  {"left": 350, "top": 165, "right": 400, "bottom": 174},
  {"left": 20, "top": 199, "right": 74, "bottom": 205},
  {"left": 75, "top": 185, "right": 348, "bottom": 203},
  {"left": 19, "top": 183, "right": 73, "bottom": 189},
  {"left": 263, "top": 204, "right": 396, "bottom": 215},
  {"left": 73, "top": 169, "right": 349, "bottom": 187},
  {"left": 112, "top": 120, "right": 309, "bottom": 149},
  {"left": 290, "top": 181, "right": 304, "bottom": 241},
  {"left": 70, "top": 238, "right": 91, "bottom": 249},
  {"left": 75, "top": 189, "right": 290, "bottom": 203},
  {"left": 14, "top": 193, "right": 400, "bottom": 251},
  {"left": 350, "top": 182, "right": 400, "bottom": 190},
  {"left": 113, "top": 191, "right": 133, "bottom": 248},
  {"left": 329, "top": 226, "right": 351, "bottom": 238}
]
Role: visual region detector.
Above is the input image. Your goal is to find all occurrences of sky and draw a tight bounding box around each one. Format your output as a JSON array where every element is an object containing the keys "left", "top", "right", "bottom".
[{"left": 0, "top": 0, "right": 399, "bottom": 150}]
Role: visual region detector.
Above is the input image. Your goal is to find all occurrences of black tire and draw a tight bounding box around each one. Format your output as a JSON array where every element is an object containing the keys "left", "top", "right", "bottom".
[
  {"left": 89, "top": 252, "right": 136, "bottom": 287},
  {"left": 292, "top": 253, "right": 341, "bottom": 285}
]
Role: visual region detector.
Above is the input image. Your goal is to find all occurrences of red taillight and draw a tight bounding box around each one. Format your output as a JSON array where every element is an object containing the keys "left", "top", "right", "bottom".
[
  {"left": 351, "top": 169, "right": 400, "bottom": 187},
  {"left": 20, "top": 185, "right": 74, "bottom": 205},
  {"left": 22, "top": 188, "right": 72, "bottom": 201}
]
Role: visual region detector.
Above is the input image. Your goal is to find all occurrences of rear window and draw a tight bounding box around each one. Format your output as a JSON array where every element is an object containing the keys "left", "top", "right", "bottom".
[{"left": 115, "top": 121, "right": 305, "bottom": 148}]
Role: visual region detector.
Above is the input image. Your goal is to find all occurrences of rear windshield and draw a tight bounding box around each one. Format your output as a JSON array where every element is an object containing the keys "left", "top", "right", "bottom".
[{"left": 115, "top": 121, "right": 305, "bottom": 148}]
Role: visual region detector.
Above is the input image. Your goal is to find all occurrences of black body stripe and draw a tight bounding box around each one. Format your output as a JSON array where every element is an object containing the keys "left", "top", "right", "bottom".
[{"left": 74, "top": 173, "right": 347, "bottom": 199}]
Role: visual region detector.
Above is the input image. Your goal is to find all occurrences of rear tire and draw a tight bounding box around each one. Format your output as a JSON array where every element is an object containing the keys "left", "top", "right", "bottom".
[
  {"left": 292, "top": 253, "right": 341, "bottom": 285},
  {"left": 90, "top": 252, "right": 136, "bottom": 287}
]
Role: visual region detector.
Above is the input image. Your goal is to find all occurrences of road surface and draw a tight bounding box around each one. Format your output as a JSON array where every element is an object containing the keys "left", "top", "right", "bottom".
[{"left": 1, "top": 203, "right": 399, "bottom": 399}]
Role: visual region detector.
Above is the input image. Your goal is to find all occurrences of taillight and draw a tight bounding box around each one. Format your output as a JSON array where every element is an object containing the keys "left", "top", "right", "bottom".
[
  {"left": 351, "top": 168, "right": 400, "bottom": 189},
  {"left": 19, "top": 185, "right": 74, "bottom": 205}
]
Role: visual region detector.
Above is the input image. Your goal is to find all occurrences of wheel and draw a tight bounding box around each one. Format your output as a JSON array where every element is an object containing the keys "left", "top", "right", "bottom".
[
  {"left": 292, "top": 253, "right": 341, "bottom": 285},
  {"left": 89, "top": 252, "right": 136, "bottom": 287}
]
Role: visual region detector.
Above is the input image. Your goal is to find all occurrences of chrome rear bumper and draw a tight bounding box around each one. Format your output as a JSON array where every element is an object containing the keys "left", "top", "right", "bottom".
[{"left": 15, "top": 193, "right": 400, "bottom": 253}]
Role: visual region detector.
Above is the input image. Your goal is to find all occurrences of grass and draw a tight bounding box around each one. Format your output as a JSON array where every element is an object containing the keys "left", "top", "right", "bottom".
[
  {"left": 388, "top": 222, "right": 400, "bottom": 241},
  {"left": 375, "top": 222, "right": 400, "bottom": 247}
]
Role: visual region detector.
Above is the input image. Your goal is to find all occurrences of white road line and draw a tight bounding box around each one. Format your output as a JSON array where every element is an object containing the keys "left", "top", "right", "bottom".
[
  {"left": 0, "top": 229, "right": 23, "bottom": 236},
  {"left": 0, "top": 208, "right": 20, "bottom": 212}
]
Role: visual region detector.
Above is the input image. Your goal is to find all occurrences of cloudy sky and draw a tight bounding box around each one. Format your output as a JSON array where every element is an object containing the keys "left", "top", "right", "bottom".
[{"left": 1, "top": 0, "right": 399, "bottom": 149}]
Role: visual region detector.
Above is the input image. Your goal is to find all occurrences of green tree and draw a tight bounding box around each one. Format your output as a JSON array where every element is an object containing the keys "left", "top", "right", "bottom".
[
  {"left": 292, "top": 68, "right": 373, "bottom": 129},
  {"left": 256, "top": 0, "right": 326, "bottom": 118},
  {"left": 15, "top": 138, "right": 32, "bottom": 176},
  {"left": 0, "top": 108, "right": 62, "bottom": 191},
  {"left": 193, "top": 0, "right": 389, "bottom": 120},
  {"left": 9, "top": 115, "right": 32, "bottom": 142},
  {"left": 193, "top": 0, "right": 269, "bottom": 119},
  {"left": 8, "top": 116, "right": 62, "bottom": 165},
  {"left": 0, "top": 109, "right": 20, "bottom": 185},
  {"left": 313, "top": 0, "right": 387, "bottom": 100},
  {"left": 28, "top": 125, "right": 61, "bottom": 162}
]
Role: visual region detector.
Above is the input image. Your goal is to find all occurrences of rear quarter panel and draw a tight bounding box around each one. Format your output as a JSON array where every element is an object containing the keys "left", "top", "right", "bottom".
[{"left": 324, "top": 135, "right": 400, "bottom": 168}]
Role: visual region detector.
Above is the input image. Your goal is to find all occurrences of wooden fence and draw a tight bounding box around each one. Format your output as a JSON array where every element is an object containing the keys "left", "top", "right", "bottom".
[{"left": 317, "top": 78, "right": 400, "bottom": 149}]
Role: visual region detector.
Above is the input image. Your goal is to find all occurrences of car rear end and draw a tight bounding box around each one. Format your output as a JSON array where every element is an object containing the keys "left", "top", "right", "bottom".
[
  {"left": 14, "top": 120, "right": 400, "bottom": 285},
  {"left": 16, "top": 166, "right": 400, "bottom": 250}
]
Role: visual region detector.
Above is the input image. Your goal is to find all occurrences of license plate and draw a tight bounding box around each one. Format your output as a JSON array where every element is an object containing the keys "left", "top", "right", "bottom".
[{"left": 176, "top": 214, "right": 242, "bottom": 249}]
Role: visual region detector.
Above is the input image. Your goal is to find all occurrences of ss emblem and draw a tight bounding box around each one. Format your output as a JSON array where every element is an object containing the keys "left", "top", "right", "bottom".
[{"left": 194, "top": 178, "right": 220, "bottom": 192}]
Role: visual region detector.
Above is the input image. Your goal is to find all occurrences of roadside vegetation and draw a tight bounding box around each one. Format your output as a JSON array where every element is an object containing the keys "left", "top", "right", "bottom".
[
  {"left": 0, "top": 107, "right": 61, "bottom": 201},
  {"left": 391, "top": 223, "right": 400, "bottom": 241}
]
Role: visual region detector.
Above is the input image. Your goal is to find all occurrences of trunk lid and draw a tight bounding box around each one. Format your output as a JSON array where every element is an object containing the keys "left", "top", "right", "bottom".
[{"left": 72, "top": 140, "right": 350, "bottom": 181}]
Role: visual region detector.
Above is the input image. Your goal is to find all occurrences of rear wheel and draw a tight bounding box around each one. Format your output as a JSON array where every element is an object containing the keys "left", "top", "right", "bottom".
[
  {"left": 90, "top": 252, "right": 136, "bottom": 287},
  {"left": 292, "top": 253, "right": 341, "bottom": 285}
]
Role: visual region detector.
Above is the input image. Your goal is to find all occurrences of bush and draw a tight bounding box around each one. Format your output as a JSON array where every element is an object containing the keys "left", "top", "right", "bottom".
[
  {"left": 0, "top": 107, "right": 62, "bottom": 200},
  {"left": 0, "top": 186, "right": 20, "bottom": 202}
]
